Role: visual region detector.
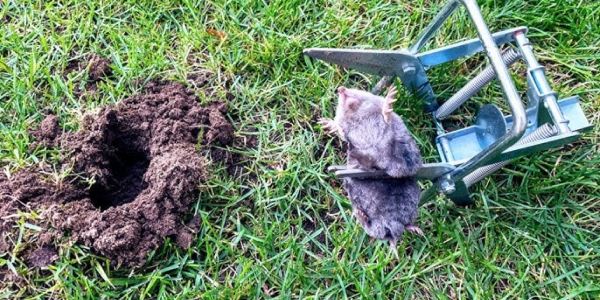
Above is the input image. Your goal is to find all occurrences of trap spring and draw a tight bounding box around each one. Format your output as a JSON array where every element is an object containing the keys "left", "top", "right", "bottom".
[{"left": 304, "top": 0, "right": 592, "bottom": 205}]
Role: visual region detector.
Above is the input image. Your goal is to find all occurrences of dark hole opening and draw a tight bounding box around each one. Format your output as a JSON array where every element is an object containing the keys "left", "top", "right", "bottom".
[{"left": 89, "top": 146, "right": 149, "bottom": 211}]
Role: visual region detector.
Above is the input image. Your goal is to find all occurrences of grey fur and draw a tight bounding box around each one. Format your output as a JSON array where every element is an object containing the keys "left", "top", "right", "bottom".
[
  {"left": 320, "top": 86, "right": 424, "bottom": 249},
  {"left": 343, "top": 177, "right": 420, "bottom": 245},
  {"left": 332, "top": 87, "right": 423, "bottom": 177}
]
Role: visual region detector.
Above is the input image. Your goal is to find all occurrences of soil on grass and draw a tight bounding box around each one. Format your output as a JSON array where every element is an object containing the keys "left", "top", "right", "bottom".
[
  {"left": 26, "top": 246, "right": 59, "bottom": 268},
  {"left": 65, "top": 54, "right": 112, "bottom": 81},
  {"left": 29, "top": 114, "right": 60, "bottom": 148},
  {"left": 65, "top": 54, "right": 113, "bottom": 97},
  {"left": 0, "top": 80, "right": 235, "bottom": 268}
]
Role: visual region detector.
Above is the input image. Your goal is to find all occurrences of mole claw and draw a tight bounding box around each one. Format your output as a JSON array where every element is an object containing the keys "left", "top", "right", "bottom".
[
  {"left": 382, "top": 112, "right": 391, "bottom": 123},
  {"left": 386, "top": 86, "right": 398, "bottom": 99},
  {"left": 389, "top": 240, "right": 399, "bottom": 259},
  {"left": 406, "top": 225, "right": 424, "bottom": 236},
  {"left": 353, "top": 208, "right": 369, "bottom": 226}
]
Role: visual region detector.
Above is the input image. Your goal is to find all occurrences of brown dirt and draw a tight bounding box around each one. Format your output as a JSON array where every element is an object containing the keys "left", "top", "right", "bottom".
[
  {"left": 65, "top": 54, "right": 112, "bottom": 80},
  {"left": 186, "top": 69, "right": 213, "bottom": 89},
  {"left": 86, "top": 55, "right": 112, "bottom": 82},
  {"left": 0, "top": 80, "right": 235, "bottom": 267},
  {"left": 29, "top": 114, "right": 60, "bottom": 148},
  {"left": 65, "top": 53, "right": 113, "bottom": 97},
  {"left": 26, "top": 246, "right": 59, "bottom": 268}
]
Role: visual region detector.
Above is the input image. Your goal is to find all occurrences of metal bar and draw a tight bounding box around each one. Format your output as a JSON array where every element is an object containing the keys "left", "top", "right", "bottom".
[
  {"left": 435, "top": 48, "right": 522, "bottom": 120},
  {"left": 463, "top": 124, "right": 556, "bottom": 187},
  {"left": 514, "top": 32, "right": 571, "bottom": 134},
  {"left": 301, "top": 48, "right": 415, "bottom": 77},
  {"left": 326, "top": 165, "right": 347, "bottom": 172},
  {"left": 373, "top": 0, "right": 461, "bottom": 96},
  {"left": 374, "top": 0, "right": 461, "bottom": 96},
  {"left": 417, "top": 27, "right": 527, "bottom": 68},
  {"left": 331, "top": 163, "right": 456, "bottom": 180},
  {"left": 409, "top": 0, "right": 461, "bottom": 54},
  {"left": 494, "top": 132, "right": 580, "bottom": 162},
  {"left": 447, "top": 0, "right": 527, "bottom": 182}
]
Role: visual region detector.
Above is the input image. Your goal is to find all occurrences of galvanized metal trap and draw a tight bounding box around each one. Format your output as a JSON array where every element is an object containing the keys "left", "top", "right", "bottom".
[{"left": 304, "top": 0, "right": 592, "bottom": 205}]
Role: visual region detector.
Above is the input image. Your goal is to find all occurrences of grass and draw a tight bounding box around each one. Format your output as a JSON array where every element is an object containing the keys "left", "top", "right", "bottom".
[{"left": 1, "top": 0, "right": 599, "bottom": 298}]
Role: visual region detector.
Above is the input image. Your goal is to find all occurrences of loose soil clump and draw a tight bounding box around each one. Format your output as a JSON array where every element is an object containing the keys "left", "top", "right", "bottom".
[
  {"left": 65, "top": 53, "right": 113, "bottom": 97},
  {"left": 0, "top": 80, "right": 234, "bottom": 267}
]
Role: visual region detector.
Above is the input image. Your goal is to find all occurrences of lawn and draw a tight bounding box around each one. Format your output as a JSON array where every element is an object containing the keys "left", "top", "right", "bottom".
[{"left": 1, "top": 0, "right": 599, "bottom": 298}]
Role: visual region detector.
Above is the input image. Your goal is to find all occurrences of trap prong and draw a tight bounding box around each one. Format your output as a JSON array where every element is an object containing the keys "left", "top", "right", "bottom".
[
  {"left": 327, "top": 163, "right": 456, "bottom": 181},
  {"left": 306, "top": 0, "right": 592, "bottom": 205}
]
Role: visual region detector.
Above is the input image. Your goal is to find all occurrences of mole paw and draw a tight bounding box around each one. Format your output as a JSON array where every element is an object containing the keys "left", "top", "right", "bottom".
[
  {"left": 406, "top": 224, "right": 424, "bottom": 236},
  {"left": 352, "top": 208, "right": 369, "bottom": 226}
]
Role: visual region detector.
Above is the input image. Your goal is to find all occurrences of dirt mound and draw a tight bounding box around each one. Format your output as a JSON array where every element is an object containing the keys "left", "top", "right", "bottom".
[{"left": 0, "top": 80, "right": 234, "bottom": 267}]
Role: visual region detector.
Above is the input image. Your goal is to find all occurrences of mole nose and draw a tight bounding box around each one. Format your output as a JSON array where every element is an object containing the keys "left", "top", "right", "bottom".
[{"left": 337, "top": 86, "right": 346, "bottom": 94}]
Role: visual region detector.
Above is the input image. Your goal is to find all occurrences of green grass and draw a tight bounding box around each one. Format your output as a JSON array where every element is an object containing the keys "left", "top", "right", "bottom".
[{"left": 1, "top": 0, "right": 599, "bottom": 298}]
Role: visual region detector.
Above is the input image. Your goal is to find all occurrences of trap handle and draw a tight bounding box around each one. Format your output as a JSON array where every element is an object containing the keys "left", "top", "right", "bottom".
[
  {"left": 371, "top": 0, "right": 529, "bottom": 200},
  {"left": 443, "top": 0, "right": 527, "bottom": 183}
]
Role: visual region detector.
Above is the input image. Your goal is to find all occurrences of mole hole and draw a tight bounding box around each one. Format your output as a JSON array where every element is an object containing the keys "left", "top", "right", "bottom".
[{"left": 89, "top": 147, "right": 150, "bottom": 211}]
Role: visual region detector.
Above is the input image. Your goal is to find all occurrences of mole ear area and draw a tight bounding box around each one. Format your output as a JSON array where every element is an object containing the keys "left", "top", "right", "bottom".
[
  {"left": 345, "top": 97, "right": 361, "bottom": 111},
  {"left": 337, "top": 86, "right": 363, "bottom": 112}
]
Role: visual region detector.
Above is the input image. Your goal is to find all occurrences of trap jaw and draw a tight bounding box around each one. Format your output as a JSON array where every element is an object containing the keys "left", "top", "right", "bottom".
[{"left": 305, "top": 0, "right": 592, "bottom": 205}]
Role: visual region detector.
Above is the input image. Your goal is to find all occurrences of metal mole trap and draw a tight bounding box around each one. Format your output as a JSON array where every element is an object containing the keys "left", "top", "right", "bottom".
[{"left": 304, "top": 0, "right": 592, "bottom": 205}]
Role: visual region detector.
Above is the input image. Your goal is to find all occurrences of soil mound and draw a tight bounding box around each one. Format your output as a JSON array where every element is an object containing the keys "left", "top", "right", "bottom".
[{"left": 0, "top": 80, "right": 234, "bottom": 267}]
